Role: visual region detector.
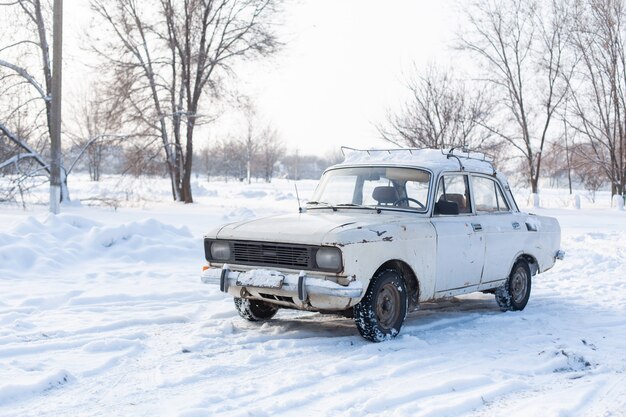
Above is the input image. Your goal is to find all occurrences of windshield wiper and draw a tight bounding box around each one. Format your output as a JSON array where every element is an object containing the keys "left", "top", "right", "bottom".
[
  {"left": 335, "top": 203, "right": 382, "bottom": 213},
  {"left": 306, "top": 201, "right": 337, "bottom": 211},
  {"left": 336, "top": 203, "right": 375, "bottom": 209}
]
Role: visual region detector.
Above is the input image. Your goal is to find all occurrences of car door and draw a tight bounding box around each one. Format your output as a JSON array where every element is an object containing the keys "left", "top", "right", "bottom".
[
  {"left": 431, "top": 173, "right": 486, "bottom": 292},
  {"left": 470, "top": 174, "right": 523, "bottom": 284}
]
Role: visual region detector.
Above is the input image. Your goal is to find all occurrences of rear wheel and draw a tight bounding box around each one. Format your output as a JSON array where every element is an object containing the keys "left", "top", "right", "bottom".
[
  {"left": 496, "top": 260, "right": 532, "bottom": 311},
  {"left": 354, "top": 269, "right": 408, "bottom": 342},
  {"left": 234, "top": 298, "right": 278, "bottom": 321}
]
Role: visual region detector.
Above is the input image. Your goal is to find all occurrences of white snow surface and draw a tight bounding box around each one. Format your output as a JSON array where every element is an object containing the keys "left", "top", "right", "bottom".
[{"left": 1, "top": 175, "right": 626, "bottom": 417}]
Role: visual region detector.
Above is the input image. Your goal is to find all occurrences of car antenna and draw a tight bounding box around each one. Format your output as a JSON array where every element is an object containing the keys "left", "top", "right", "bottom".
[{"left": 294, "top": 181, "right": 303, "bottom": 213}]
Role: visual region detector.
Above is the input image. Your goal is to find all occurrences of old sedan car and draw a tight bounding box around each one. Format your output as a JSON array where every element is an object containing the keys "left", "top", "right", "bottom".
[{"left": 201, "top": 148, "right": 563, "bottom": 342}]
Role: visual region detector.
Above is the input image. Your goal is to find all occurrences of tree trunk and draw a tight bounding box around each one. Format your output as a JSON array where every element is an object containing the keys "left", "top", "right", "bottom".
[
  {"left": 181, "top": 119, "right": 195, "bottom": 204},
  {"left": 61, "top": 168, "right": 70, "bottom": 202},
  {"left": 529, "top": 157, "right": 538, "bottom": 194},
  {"left": 181, "top": 176, "right": 193, "bottom": 203},
  {"left": 565, "top": 123, "right": 572, "bottom": 195}
]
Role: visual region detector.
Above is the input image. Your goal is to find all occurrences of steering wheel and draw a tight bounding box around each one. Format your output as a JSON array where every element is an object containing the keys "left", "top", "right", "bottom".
[{"left": 393, "top": 197, "right": 425, "bottom": 209}]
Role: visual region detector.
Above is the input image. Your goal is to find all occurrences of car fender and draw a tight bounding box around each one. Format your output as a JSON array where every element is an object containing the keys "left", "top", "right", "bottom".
[{"left": 322, "top": 219, "right": 438, "bottom": 302}]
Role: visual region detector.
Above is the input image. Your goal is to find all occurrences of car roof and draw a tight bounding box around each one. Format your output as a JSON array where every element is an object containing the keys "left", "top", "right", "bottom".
[{"left": 332, "top": 148, "right": 497, "bottom": 176}]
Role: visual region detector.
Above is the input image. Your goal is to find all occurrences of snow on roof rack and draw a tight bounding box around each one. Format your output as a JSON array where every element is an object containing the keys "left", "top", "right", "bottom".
[
  {"left": 339, "top": 146, "right": 496, "bottom": 174},
  {"left": 443, "top": 147, "right": 494, "bottom": 172},
  {"left": 341, "top": 146, "right": 493, "bottom": 161},
  {"left": 340, "top": 146, "right": 427, "bottom": 156}
]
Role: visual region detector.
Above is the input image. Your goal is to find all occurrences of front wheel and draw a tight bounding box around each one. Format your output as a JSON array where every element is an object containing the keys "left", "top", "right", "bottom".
[
  {"left": 234, "top": 298, "right": 278, "bottom": 321},
  {"left": 495, "top": 260, "right": 532, "bottom": 311},
  {"left": 353, "top": 269, "right": 408, "bottom": 342}
]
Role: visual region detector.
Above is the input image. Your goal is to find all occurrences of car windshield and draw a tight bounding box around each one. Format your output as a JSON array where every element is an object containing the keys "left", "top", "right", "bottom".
[{"left": 309, "top": 166, "right": 431, "bottom": 212}]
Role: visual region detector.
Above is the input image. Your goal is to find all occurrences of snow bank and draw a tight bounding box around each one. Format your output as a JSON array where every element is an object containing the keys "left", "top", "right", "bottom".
[
  {"left": 0, "top": 369, "right": 74, "bottom": 404},
  {"left": 0, "top": 213, "right": 197, "bottom": 279}
]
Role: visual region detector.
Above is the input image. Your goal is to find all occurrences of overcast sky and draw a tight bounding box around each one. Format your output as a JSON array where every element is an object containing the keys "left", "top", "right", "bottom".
[
  {"left": 240, "top": 0, "right": 460, "bottom": 155},
  {"left": 64, "top": 0, "right": 460, "bottom": 156}
]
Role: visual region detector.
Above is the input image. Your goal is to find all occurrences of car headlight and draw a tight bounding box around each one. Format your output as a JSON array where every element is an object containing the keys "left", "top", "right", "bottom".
[
  {"left": 210, "top": 241, "right": 231, "bottom": 261},
  {"left": 315, "top": 247, "right": 342, "bottom": 271}
]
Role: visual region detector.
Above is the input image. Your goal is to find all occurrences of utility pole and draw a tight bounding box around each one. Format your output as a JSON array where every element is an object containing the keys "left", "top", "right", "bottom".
[{"left": 49, "top": 0, "right": 63, "bottom": 214}]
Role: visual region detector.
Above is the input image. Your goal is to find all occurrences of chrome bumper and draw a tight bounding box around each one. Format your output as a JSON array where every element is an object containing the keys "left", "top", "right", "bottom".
[{"left": 201, "top": 265, "right": 363, "bottom": 301}]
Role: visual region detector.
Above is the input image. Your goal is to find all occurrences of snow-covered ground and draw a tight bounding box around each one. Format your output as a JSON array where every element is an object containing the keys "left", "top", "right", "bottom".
[{"left": 0, "top": 175, "right": 625, "bottom": 417}]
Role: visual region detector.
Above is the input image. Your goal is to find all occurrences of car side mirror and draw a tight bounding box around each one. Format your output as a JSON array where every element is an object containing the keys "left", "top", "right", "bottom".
[{"left": 435, "top": 200, "right": 460, "bottom": 215}]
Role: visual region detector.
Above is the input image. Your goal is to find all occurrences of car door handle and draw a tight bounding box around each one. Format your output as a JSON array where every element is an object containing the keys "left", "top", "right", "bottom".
[
  {"left": 471, "top": 223, "right": 482, "bottom": 232},
  {"left": 512, "top": 222, "right": 520, "bottom": 230}
]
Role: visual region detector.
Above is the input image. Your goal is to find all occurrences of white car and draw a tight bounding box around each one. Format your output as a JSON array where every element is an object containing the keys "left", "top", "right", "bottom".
[{"left": 202, "top": 148, "right": 563, "bottom": 342}]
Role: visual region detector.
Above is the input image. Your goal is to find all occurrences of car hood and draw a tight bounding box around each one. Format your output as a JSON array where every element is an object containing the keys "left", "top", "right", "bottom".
[{"left": 213, "top": 210, "right": 407, "bottom": 246}]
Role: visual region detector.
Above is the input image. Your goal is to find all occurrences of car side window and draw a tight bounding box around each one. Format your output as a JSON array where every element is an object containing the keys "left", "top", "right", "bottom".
[
  {"left": 435, "top": 174, "right": 471, "bottom": 214},
  {"left": 472, "top": 176, "right": 510, "bottom": 213}
]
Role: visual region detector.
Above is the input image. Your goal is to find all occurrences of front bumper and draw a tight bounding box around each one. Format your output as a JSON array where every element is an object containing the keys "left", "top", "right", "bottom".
[{"left": 201, "top": 265, "right": 363, "bottom": 309}]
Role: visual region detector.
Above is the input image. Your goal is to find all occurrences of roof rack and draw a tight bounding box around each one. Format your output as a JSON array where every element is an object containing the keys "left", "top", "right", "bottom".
[
  {"left": 442, "top": 148, "right": 495, "bottom": 173},
  {"left": 340, "top": 146, "right": 426, "bottom": 156},
  {"left": 340, "top": 146, "right": 496, "bottom": 174}
]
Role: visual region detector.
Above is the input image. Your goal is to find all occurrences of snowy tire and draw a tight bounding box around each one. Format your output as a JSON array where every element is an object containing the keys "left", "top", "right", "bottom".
[
  {"left": 495, "top": 260, "right": 531, "bottom": 311},
  {"left": 353, "top": 269, "right": 408, "bottom": 342},
  {"left": 234, "top": 298, "right": 278, "bottom": 321}
]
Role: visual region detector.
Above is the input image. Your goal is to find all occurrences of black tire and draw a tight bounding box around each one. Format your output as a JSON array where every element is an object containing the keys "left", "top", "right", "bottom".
[
  {"left": 353, "top": 269, "right": 408, "bottom": 342},
  {"left": 234, "top": 297, "right": 278, "bottom": 321},
  {"left": 495, "top": 260, "right": 532, "bottom": 311}
]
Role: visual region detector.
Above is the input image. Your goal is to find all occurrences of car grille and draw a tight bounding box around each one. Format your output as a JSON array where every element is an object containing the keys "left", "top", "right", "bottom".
[{"left": 232, "top": 241, "right": 312, "bottom": 269}]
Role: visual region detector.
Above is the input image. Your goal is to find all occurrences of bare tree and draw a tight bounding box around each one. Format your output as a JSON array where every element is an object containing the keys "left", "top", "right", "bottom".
[
  {"left": 216, "top": 137, "right": 246, "bottom": 180},
  {"left": 92, "top": 0, "right": 280, "bottom": 203},
  {"left": 560, "top": 98, "right": 575, "bottom": 194},
  {"left": 235, "top": 98, "right": 284, "bottom": 183},
  {"left": 121, "top": 140, "right": 166, "bottom": 177},
  {"left": 570, "top": 142, "right": 606, "bottom": 202},
  {"left": 240, "top": 99, "right": 259, "bottom": 184},
  {"left": 0, "top": 120, "right": 48, "bottom": 206},
  {"left": 67, "top": 90, "right": 125, "bottom": 181},
  {"left": 199, "top": 146, "right": 213, "bottom": 181},
  {"left": 460, "top": 0, "right": 571, "bottom": 194},
  {"left": 0, "top": 0, "right": 70, "bottom": 205},
  {"left": 566, "top": 0, "right": 626, "bottom": 199},
  {"left": 380, "top": 65, "right": 493, "bottom": 150},
  {"left": 281, "top": 151, "right": 335, "bottom": 180},
  {"left": 541, "top": 139, "right": 572, "bottom": 188},
  {"left": 258, "top": 126, "right": 283, "bottom": 182}
]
